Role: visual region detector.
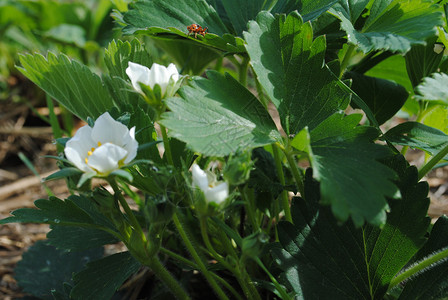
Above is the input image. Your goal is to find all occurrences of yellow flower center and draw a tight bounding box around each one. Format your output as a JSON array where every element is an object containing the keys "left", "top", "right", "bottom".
[{"left": 84, "top": 142, "right": 102, "bottom": 164}]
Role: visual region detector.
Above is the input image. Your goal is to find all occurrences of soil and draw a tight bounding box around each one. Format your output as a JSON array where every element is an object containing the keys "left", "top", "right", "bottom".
[{"left": 1, "top": 92, "right": 448, "bottom": 299}]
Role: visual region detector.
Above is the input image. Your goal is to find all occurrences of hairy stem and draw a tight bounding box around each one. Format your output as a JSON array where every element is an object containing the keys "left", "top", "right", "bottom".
[
  {"left": 146, "top": 256, "right": 191, "bottom": 300},
  {"left": 173, "top": 213, "right": 229, "bottom": 300},
  {"left": 389, "top": 247, "right": 448, "bottom": 289},
  {"left": 418, "top": 142, "right": 448, "bottom": 180}
]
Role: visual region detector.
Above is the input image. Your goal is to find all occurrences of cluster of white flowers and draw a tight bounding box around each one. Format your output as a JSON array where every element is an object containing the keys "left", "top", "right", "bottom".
[{"left": 64, "top": 62, "right": 228, "bottom": 204}]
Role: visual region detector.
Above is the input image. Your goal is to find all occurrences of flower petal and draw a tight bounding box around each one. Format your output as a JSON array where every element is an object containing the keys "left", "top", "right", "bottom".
[
  {"left": 91, "top": 112, "right": 130, "bottom": 146},
  {"left": 192, "top": 164, "right": 209, "bottom": 190},
  {"left": 167, "top": 63, "right": 180, "bottom": 82},
  {"left": 204, "top": 182, "right": 229, "bottom": 204},
  {"left": 126, "top": 62, "right": 151, "bottom": 92},
  {"left": 123, "top": 126, "right": 138, "bottom": 164},
  {"left": 64, "top": 125, "right": 95, "bottom": 172},
  {"left": 87, "top": 143, "right": 128, "bottom": 174}
]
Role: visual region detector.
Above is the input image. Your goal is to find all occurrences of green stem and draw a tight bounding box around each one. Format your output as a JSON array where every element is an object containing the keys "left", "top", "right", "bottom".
[
  {"left": 146, "top": 256, "right": 191, "bottom": 300},
  {"left": 254, "top": 257, "right": 291, "bottom": 300},
  {"left": 389, "top": 247, "right": 448, "bottom": 289},
  {"left": 241, "top": 186, "right": 260, "bottom": 231},
  {"left": 283, "top": 146, "right": 305, "bottom": 197},
  {"left": 339, "top": 44, "right": 356, "bottom": 78},
  {"left": 200, "top": 217, "right": 228, "bottom": 265},
  {"left": 159, "top": 123, "right": 174, "bottom": 165},
  {"left": 108, "top": 179, "right": 146, "bottom": 243},
  {"left": 238, "top": 55, "right": 249, "bottom": 86},
  {"left": 253, "top": 69, "right": 269, "bottom": 109},
  {"left": 272, "top": 144, "right": 292, "bottom": 223},
  {"left": 203, "top": 218, "right": 260, "bottom": 300},
  {"left": 418, "top": 142, "right": 448, "bottom": 180},
  {"left": 173, "top": 213, "right": 229, "bottom": 300},
  {"left": 160, "top": 248, "right": 244, "bottom": 300}
]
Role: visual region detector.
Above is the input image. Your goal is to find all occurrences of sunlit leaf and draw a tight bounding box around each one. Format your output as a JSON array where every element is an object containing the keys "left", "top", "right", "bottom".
[{"left": 160, "top": 71, "right": 281, "bottom": 156}]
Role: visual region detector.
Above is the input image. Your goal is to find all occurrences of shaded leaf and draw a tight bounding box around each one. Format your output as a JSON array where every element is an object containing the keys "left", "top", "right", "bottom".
[
  {"left": 160, "top": 71, "right": 281, "bottom": 156},
  {"left": 399, "top": 216, "right": 448, "bottom": 300},
  {"left": 365, "top": 54, "right": 414, "bottom": 94},
  {"left": 383, "top": 121, "right": 448, "bottom": 155},
  {"left": 220, "top": 0, "right": 264, "bottom": 36},
  {"left": 151, "top": 38, "right": 221, "bottom": 74},
  {"left": 271, "top": 0, "right": 338, "bottom": 22},
  {"left": 405, "top": 37, "right": 443, "bottom": 88},
  {"left": 273, "top": 155, "right": 429, "bottom": 298},
  {"left": 71, "top": 252, "right": 141, "bottom": 300},
  {"left": 0, "top": 194, "right": 116, "bottom": 231},
  {"left": 347, "top": 71, "right": 408, "bottom": 125},
  {"left": 245, "top": 11, "right": 350, "bottom": 135},
  {"left": 15, "top": 241, "right": 103, "bottom": 300},
  {"left": 47, "top": 226, "right": 119, "bottom": 251}
]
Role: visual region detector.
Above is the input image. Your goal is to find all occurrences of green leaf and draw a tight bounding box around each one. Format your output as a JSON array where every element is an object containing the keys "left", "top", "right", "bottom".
[
  {"left": 331, "top": 0, "right": 370, "bottom": 22},
  {"left": 104, "top": 39, "right": 153, "bottom": 78},
  {"left": 365, "top": 54, "right": 413, "bottom": 94},
  {"left": 421, "top": 105, "right": 448, "bottom": 134},
  {"left": 128, "top": 105, "right": 161, "bottom": 162},
  {"left": 273, "top": 155, "right": 429, "bottom": 298},
  {"left": 398, "top": 216, "right": 448, "bottom": 299},
  {"left": 47, "top": 226, "right": 119, "bottom": 251},
  {"left": 15, "top": 240, "right": 103, "bottom": 300},
  {"left": 334, "top": 0, "right": 443, "bottom": 53},
  {"left": 71, "top": 252, "right": 141, "bottom": 300},
  {"left": 122, "top": 0, "right": 246, "bottom": 54},
  {"left": 271, "top": 0, "right": 339, "bottom": 21},
  {"left": 416, "top": 73, "right": 448, "bottom": 104},
  {"left": 43, "top": 167, "right": 83, "bottom": 181},
  {"left": 347, "top": 71, "right": 408, "bottom": 125},
  {"left": 18, "top": 52, "right": 115, "bottom": 120},
  {"left": 310, "top": 112, "right": 398, "bottom": 226},
  {"left": 248, "top": 148, "right": 284, "bottom": 215},
  {"left": 245, "top": 11, "right": 350, "bottom": 135},
  {"left": 383, "top": 121, "right": 448, "bottom": 155},
  {"left": 160, "top": 71, "right": 281, "bottom": 156},
  {"left": 0, "top": 194, "right": 116, "bottom": 231},
  {"left": 405, "top": 37, "right": 443, "bottom": 88},
  {"left": 151, "top": 38, "right": 221, "bottom": 75},
  {"left": 220, "top": 0, "right": 264, "bottom": 36},
  {"left": 44, "top": 24, "right": 86, "bottom": 47},
  {"left": 123, "top": 0, "right": 228, "bottom": 35}
]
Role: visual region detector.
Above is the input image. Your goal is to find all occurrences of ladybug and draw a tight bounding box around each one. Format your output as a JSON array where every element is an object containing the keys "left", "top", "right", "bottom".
[{"left": 187, "top": 23, "right": 208, "bottom": 38}]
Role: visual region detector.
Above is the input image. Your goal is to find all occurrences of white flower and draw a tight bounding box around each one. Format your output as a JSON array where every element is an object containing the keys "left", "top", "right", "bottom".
[
  {"left": 192, "top": 164, "right": 229, "bottom": 204},
  {"left": 64, "top": 112, "right": 138, "bottom": 176},
  {"left": 126, "top": 61, "right": 180, "bottom": 96}
]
